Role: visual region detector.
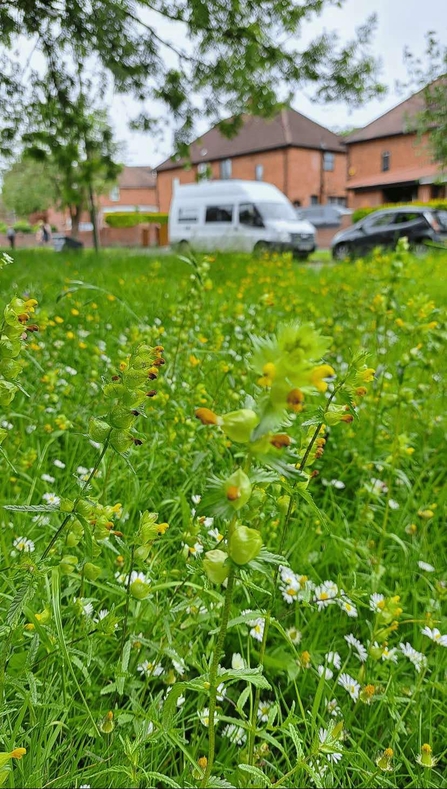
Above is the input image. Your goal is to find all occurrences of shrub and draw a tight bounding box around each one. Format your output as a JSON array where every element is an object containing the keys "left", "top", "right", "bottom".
[
  {"left": 352, "top": 199, "right": 447, "bottom": 224},
  {"left": 13, "top": 220, "right": 33, "bottom": 233},
  {"left": 104, "top": 211, "right": 169, "bottom": 228},
  {"left": 0, "top": 222, "right": 7, "bottom": 234}
]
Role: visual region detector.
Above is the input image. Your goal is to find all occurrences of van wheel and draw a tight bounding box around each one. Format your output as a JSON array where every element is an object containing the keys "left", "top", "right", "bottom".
[
  {"left": 333, "top": 243, "right": 352, "bottom": 261},
  {"left": 176, "top": 240, "right": 191, "bottom": 254},
  {"left": 254, "top": 241, "right": 270, "bottom": 256},
  {"left": 410, "top": 240, "right": 428, "bottom": 258}
]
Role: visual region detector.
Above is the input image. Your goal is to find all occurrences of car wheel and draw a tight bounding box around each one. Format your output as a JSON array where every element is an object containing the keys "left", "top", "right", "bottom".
[
  {"left": 410, "top": 240, "right": 428, "bottom": 258},
  {"left": 294, "top": 252, "right": 309, "bottom": 261},
  {"left": 254, "top": 241, "right": 270, "bottom": 256},
  {"left": 333, "top": 243, "right": 352, "bottom": 261}
]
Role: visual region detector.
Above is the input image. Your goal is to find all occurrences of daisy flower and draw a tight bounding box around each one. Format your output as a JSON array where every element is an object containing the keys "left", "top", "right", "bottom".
[
  {"left": 338, "top": 595, "right": 358, "bottom": 618},
  {"left": 286, "top": 627, "right": 302, "bottom": 645},
  {"left": 421, "top": 626, "right": 447, "bottom": 647},
  {"left": 231, "top": 652, "right": 246, "bottom": 670},
  {"left": 338, "top": 673, "right": 360, "bottom": 701},
  {"left": 318, "top": 728, "right": 343, "bottom": 763},
  {"left": 399, "top": 642, "right": 427, "bottom": 672},
  {"left": 249, "top": 618, "right": 265, "bottom": 642},
  {"left": 345, "top": 634, "right": 368, "bottom": 662},
  {"left": 198, "top": 707, "right": 219, "bottom": 727},
  {"left": 318, "top": 666, "right": 333, "bottom": 680},
  {"left": 13, "top": 536, "right": 35, "bottom": 553},
  {"left": 381, "top": 646, "right": 398, "bottom": 663},
  {"left": 137, "top": 660, "right": 164, "bottom": 677},
  {"left": 325, "top": 651, "right": 341, "bottom": 669},
  {"left": 314, "top": 581, "right": 339, "bottom": 609},
  {"left": 257, "top": 700, "right": 273, "bottom": 723},
  {"left": 41, "top": 473, "right": 55, "bottom": 483},
  {"left": 369, "top": 593, "right": 385, "bottom": 613},
  {"left": 42, "top": 492, "right": 60, "bottom": 506},
  {"left": 222, "top": 724, "right": 246, "bottom": 745}
]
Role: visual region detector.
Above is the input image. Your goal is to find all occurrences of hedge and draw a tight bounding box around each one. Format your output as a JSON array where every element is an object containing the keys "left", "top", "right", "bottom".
[
  {"left": 104, "top": 212, "right": 168, "bottom": 228},
  {"left": 352, "top": 199, "right": 447, "bottom": 224}
]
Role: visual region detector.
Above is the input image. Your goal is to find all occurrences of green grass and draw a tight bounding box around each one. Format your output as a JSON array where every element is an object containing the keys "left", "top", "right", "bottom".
[{"left": 0, "top": 246, "right": 446, "bottom": 788}]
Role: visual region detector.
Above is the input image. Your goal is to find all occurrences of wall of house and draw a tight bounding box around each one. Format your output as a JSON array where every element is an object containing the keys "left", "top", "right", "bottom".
[
  {"left": 156, "top": 147, "right": 348, "bottom": 213},
  {"left": 0, "top": 224, "right": 160, "bottom": 249},
  {"left": 347, "top": 133, "right": 432, "bottom": 183},
  {"left": 101, "top": 187, "right": 157, "bottom": 209}
]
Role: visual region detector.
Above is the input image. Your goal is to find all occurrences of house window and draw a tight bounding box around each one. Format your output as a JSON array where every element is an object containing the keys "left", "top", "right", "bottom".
[
  {"left": 310, "top": 195, "right": 319, "bottom": 205},
  {"left": 220, "top": 159, "right": 232, "bottom": 180},
  {"left": 197, "top": 162, "right": 211, "bottom": 181},
  {"left": 255, "top": 164, "right": 264, "bottom": 181},
  {"left": 328, "top": 196, "right": 347, "bottom": 206},
  {"left": 382, "top": 151, "right": 390, "bottom": 172},
  {"left": 109, "top": 186, "right": 120, "bottom": 202},
  {"left": 323, "top": 152, "right": 335, "bottom": 171},
  {"left": 205, "top": 204, "right": 234, "bottom": 223}
]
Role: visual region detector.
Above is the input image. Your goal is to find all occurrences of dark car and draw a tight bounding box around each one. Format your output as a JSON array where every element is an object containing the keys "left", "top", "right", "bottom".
[
  {"left": 295, "top": 205, "right": 352, "bottom": 228},
  {"left": 331, "top": 206, "right": 445, "bottom": 260}
]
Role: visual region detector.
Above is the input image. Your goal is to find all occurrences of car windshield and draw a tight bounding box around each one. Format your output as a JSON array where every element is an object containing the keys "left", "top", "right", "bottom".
[
  {"left": 258, "top": 202, "right": 296, "bottom": 221},
  {"left": 435, "top": 210, "right": 447, "bottom": 230}
]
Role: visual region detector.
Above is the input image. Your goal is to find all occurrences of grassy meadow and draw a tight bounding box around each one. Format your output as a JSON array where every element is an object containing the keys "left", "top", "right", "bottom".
[{"left": 0, "top": 245, "right": 446, "bottom": 789}]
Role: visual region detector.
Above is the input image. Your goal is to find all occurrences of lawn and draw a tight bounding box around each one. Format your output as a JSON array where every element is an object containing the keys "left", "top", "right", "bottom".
[{"left": 0, "top": 245, "right": 446, "bottom": 789}]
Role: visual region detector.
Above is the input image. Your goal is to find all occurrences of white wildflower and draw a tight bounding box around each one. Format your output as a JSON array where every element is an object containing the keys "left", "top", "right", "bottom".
[
  {"left": 338, "top": 673, "right": 360, "bottom": 701},
  {"left": 198, "top": 707, "right": 219, "bottom": 727},
  {"left": 418, "top": 561, "right": 435, "bottom": 572},
  {"left": 13, "top": 536, "right": 35, "bottom": 553},
  {"left": 222, "top": 723, "right": 246, "bottom": 745},
  {"left": 249, "top": 618, "right": 265, "bottom": 642},
  {"left": 231, "top": 653, "right": 246, "bottom": 670},
  {"left": 369, "top": 593, "right": 385, "bottom": 613},
  {"left": 421, "top": 626, "right": 447, "bottom": 647},
  {"left": 318, "top": 665, "right": 334, "bottom": 680},
  {"left": 42, "top": 492, "right": 60, "bottom": 506},
  {"left": 314, "top": 581, "right": 339, "bottom": 609},
  {"left": 381, "top": 646, "right": 398, "bottom": 663},
  {"left": 257, "top": 700, "right": 273, "bottom": 723},
  {"left": 137, "top": 660, "right": 164, "bottom": 677},
  {"left": 286, "top": 627, "right": 302, "bottom": 645},
  {"left": 53, "top": 459, "right": 65, "bottom": 468},
  {"left": 345, "top": 634, "right": 368, "bottom": 662},
  {"left": 400, "top": 642, "right": 427, "bottom": 672}
]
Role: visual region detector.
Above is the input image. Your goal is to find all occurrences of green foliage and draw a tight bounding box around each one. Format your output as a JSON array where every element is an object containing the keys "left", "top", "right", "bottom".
[
  {"left": 1, "top": 157, "right": 55, "bottom": 217},
  {"left": 0, "top": 222, "right": 7, "bottom": 234},
  {"left": 0, "top": 244, "right": 445, "bottom": 788},
  {"left": 12, "top": 219, "right": 32, "bottom": 233},
  {"left": 0, "top": 2, "right": 386, "bottom": 157},
  {"left": 403, "top": 33, "right": 447, "bottom": 168},
  {"left": 352, "top": 199, "right": 447, "bottom": 224},
  {"left": 104, "top": 212, "right": 169, "bottom": 228}
]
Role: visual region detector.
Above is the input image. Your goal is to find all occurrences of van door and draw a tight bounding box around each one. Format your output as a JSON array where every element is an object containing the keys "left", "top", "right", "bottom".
[
  {"left": 201, "top": 204, "right": 235, "bottom": 250},
  {"left": 233, "top": 203, "right": 265, "bottom": 251}
]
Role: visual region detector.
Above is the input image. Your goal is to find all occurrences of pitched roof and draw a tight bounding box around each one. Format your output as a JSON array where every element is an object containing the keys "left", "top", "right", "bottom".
[
  {"left": 347, "top": 163, "right": 446, "bottom": 190},
  {"left": 345, "top": 89, "right": 426, "bottom": 144},
  {"left": 118, "top": 166, "right": 156, "bottom": 189},
  {"left": 156, "top": 108, "right": 345, "bottom": 171}
]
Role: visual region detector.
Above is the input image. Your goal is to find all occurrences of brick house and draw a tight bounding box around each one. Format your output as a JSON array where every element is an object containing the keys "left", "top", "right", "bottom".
[
  {"left": 345, "top": 89, "right": 446, "bottom": 209},
  {"left": 32, "top": 165, "right": 159, "bottom": 247},
  {"left": 155, "top": 109, "right": 347, "bottom": 213}
]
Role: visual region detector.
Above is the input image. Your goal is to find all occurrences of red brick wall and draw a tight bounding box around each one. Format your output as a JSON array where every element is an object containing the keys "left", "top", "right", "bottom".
[
  {"left": 347, "top": 133, "right": 433, "bottom": 208},
  {"left": 0, "top": 225, "right": 160, "bottom": 249},
  {"left": 101, "top": 187, "right": 157, "bottom": 209},
  {"left": 156, "top": 147, "right": 348, "bottom": 213}
]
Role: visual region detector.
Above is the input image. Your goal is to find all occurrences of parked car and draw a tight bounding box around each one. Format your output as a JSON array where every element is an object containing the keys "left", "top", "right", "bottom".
[
  {"left": 331, "top": 206, "right": 445, "bottom": 260},
  {"left": 295, "top": 205, "right": 352, "bottom": 227},
  {"left": 169, "top": 180, "right": 317, "bottom": 259}
]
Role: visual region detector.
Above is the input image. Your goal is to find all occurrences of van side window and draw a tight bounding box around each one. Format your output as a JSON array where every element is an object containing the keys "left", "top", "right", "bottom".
[
  {"left": 178, "top": 208, "right": 198, "bottom": 223},
  {"left": 205, "top": 205, "right": 234, "bottom": 223},
  {"left": 239, "top": 203, "right": 263, "bottom": 227}
]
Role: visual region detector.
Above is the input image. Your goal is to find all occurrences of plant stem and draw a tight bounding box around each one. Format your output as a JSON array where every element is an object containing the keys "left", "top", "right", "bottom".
[
  {"left": 40, "top": 433, "right": 111, "bottom": 562},
  {"left": 201, "top": 565, "right": 236, "bottom": 788},
  {"left": 247, "top": 383, "right": 344, "bottom": 766}
]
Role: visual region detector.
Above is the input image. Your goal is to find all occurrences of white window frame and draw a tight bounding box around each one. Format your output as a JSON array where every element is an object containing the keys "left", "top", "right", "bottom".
[{"left": 220, "top": 159, "right": 232, "bottom": 180}]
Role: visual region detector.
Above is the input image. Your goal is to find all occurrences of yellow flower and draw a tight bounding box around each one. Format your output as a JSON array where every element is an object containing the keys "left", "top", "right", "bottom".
[
  {"left": 189, "top": 354, "right": 200, "bottom": 367},
  {"left": 54, "top": 316, "right": 64, "bottom": 324},
  {"left": 309, "top": 364, "right": 335, "bottom": 393},
  {"left": 195, "top": 407, "right": 219, "bottom": 426},
  {"left": 71, "top": 308, "right": 79, "bottom": 316},
  {"left": 66, "top": 331, "right": 75, "bottom": 340},
  {"left": 106, "top": 294, "right": 116, "bottom": 302},
  {"left": 416, "top": 743, "right": 437, "bottom": 769}
]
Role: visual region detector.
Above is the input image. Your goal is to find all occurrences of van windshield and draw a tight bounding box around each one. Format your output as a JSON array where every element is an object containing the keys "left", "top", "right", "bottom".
[{"left": 258, "top": 202, "right": 296, "bottom": 221}]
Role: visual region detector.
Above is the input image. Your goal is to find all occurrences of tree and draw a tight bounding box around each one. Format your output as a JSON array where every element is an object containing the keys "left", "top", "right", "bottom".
[
  {"left": 0, "top": 1, "right": 386, "bottom": 155},
  {"left": 22, "top": 72, "right": 122, "bottom": 247},
  {"left": 1, "top": 157, "right": 55, "bottom": 218},
  {"left": 403, "top": 33, "right": 447, "bottom": 171}
]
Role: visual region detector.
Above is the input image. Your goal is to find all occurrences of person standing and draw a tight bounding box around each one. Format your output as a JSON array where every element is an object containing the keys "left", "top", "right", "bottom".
[
  {"left": 36, "top": 221, "right": 44, "bottom": 245},
  {"left": 6, "top": 226, "right": 16, "bottom": 249},
  {"left": 43, "top": 222, "right": 52, "bottom": 244}
]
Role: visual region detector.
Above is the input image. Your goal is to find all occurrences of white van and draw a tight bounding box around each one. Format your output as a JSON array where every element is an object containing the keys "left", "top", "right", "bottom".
[{"left": 169, "top": 180, "right": 316, "bottom": 259}]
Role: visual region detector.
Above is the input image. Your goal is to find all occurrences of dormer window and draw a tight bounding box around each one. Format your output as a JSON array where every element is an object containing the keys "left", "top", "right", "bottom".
[{"left": 382, "top": 151, "right": 390, "bottom": 172}]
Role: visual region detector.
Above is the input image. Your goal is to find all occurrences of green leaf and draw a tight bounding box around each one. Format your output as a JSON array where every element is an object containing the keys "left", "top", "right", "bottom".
[
  {"left": 162, "top": 683, "right": 187, "bottom": 730},
  {"left": 288, "top": 723, "right": 304, "bottom": 761},
  {"left": 219, "top": 667, "right": 271, "bottom": 690},
  {"left": 3, "top": 504, "right": 59, "bottom": 512},
  {"left": 238, "top": 764, "right": 270, "bottom": 787}
]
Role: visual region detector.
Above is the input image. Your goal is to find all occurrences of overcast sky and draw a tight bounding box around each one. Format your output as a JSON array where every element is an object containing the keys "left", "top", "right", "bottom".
[{"left": 110, "top": 0, "right": 445, "bottom": 168}]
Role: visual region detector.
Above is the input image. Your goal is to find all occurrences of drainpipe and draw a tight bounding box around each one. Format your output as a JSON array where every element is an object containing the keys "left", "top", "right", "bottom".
[
  {"left": 319, "top": 143, "right": 326, "bottom": 204},
  {"left": 283, "top": 148, "right": 289, "bottom": 197}
]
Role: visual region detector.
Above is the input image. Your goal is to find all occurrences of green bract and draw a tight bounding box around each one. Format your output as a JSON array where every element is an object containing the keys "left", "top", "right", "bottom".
[
  {"left": 203, "top": 549, "right": 230, "bottom": 584},
  {"left": 229, "top": 525, "right": 263, "bottom": 565},
  {"left": 220, "top": 409, "right": 259, "bottom": 442}
]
